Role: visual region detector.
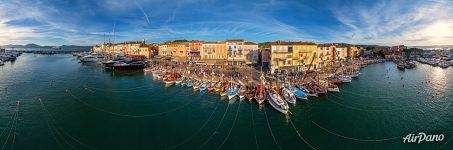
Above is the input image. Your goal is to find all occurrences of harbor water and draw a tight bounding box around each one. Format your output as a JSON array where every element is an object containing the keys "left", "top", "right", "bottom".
[{"left": 0, "top": 53, "right": 452, "bottom": 150}]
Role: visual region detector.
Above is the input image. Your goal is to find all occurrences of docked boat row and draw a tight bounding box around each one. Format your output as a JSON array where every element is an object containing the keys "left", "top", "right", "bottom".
[
  {"left": 0, "top": 49, "right": 22, "bottom": 63},
  {"left": 417, "top": 58, "right": 452, "bottom": 68},
  {"left": 145, "top": 57, "right": 365, "bottom": 114},
  {"left": 73, "top": 53, "right": 148, "bottom": 72},
  {"left": 395, "top": 60, "right": 416, "bottom": 70}
]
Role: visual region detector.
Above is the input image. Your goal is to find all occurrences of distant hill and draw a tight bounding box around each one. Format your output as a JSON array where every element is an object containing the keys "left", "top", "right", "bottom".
[{"left": 1, "top": 43, "right": 91, "bottom": 51}]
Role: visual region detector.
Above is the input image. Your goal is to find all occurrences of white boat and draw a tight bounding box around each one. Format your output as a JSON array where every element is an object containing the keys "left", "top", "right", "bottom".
[
  {"left": 0, "top": 60, "right": 4, "bottom": 66},
  {"left": 340, "top": 75, "right": 352, "bottom": 83},
  {"left": 439, "top": 62, "right": 450, "bottom": 68},
  {"left": 327, "top": 84, "right": 340, "bottom": 92},
  {"left": 267, "top": 89, "right": 289, "bottom": 114},
  {"left": 282, "top": 88, "right": 296, "bottom": 105},
  {"left": 227, "top": 84, "right": 239, "bottom": 100},
  {"left": 175, "top": 78, "right": 183, "bottom": 85},
  {"left": 80, "top": 53, "right": 104, "bottom": 62},
  {"left": 199, "top": 82, "right": 207, "bottom": 91}
]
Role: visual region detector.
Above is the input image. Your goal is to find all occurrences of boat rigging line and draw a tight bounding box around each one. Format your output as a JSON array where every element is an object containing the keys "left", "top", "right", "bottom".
[
  {"left": 250, "top": 103, "right": 259, "bottom": 150},
  {"left": 324, "top": 94, "right": 414, "bottom": 112},
  {"left": 39, "top": 98, "right": 99, "bottom": 150},
  {"left": 311, "top": 116, "right": 442, "bottom": 142},
  {"left": 65, "top": 89, "right": 196, "bottom": 118},
  {"left": 165, "top": 99, "right": 221, "bottom": 150},
  {"left": 288, "top": 116, "right": 317, "bottom": 150},
  {"left": 216, "top": 100, "right": 241, "bottom": 150},
  {"left": 263, "top": 106, "right": 282, "bottom": 150},
  {"left": 195, "top": 102, "right": 232, "bottom": 150},
  {"left": 0, "top": 100, "right": 19, "bottom": 150}
]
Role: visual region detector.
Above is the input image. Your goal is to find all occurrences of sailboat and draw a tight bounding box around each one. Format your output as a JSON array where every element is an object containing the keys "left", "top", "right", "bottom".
[
  {"left": 246, "top": 84, "right": 255, "bottom": 101},
  {"left": 254, "top": 75, "right": 266, "bottom": 105},
  {"left": 267, "top": 88, "right": 289, "bottom": 114},
  {"left": 227, "top": 82, "right": 239, "bottom": 100}
]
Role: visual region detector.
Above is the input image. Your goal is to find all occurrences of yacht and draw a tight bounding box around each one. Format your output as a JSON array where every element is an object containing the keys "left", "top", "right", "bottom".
[{"left": 80, "top": 53, "right": 104, "bottom": 62}]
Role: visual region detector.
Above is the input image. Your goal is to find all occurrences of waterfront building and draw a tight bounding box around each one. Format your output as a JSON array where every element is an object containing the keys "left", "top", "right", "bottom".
[
  {"left": 292, "top": 42, "right": 317, "bottom": 71},
  {"left": 201, "top": 42, "right": 227, "bottom": 66},
  {"left": 158, "top": 44, "right": 169, "bottom": 57},
  {"left": 124, "top": 41, "right": 146, "bottom": 56},
  {"left": 167, "top": 42, "right": 189, "bottom": 60},
  {"left": 91, "top": 45, "right": 103, "bottom": 53},
  {"left": 260, "top": 48, "right": 271, "bottom": 68},
  {"left": 270, "top": 41, "right": 294, "bottom": 73},
  {"left": 225, "top": 39, "right": 259, "bottom": 66},
  {"left": 188, "top": 40, "right": 204, "bottom": 61},
  {"left": 138, "top": 45, "right": 152, "bottom": 58}
]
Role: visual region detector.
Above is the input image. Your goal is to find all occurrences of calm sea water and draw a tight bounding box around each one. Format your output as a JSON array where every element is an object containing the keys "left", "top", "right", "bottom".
[{"left": 0, "top": 54, "right": 452, "bottom": 150}]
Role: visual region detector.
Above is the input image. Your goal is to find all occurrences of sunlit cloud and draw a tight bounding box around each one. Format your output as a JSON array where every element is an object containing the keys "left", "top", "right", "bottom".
[{"left": 0, "top": 0, "right": 452, "bottom": 46}]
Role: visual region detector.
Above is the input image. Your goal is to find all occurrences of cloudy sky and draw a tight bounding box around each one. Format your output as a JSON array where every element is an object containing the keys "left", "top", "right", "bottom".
[{"left": 0, "top": 0, "right": 452, "bottom": 46}]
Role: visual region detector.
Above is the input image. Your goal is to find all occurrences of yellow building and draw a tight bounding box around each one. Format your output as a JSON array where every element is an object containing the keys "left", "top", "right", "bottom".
[
  {"left": 270, "top": 41, "right": 293, "bottom": 73},
  {"left": 201, "top": 42, "right": 227, "bottom": 60},
  {"left": 292, "top": 42, "right": 318, "bottom": 70}
]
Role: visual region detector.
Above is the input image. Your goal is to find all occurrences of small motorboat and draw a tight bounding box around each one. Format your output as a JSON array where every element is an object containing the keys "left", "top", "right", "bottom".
[{"left": 254, "top": 83, "right": 266, "bottom": 104}]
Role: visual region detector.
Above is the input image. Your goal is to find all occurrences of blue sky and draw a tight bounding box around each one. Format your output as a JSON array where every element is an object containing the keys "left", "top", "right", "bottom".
[{"left": 0, "top": 0, "right": 452, "bottom": 46}]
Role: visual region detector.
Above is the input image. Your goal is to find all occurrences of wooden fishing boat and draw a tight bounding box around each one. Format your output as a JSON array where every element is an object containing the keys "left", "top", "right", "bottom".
[
  {"left": 214, "top": 81, "right": 222, "bottom": 92},
  {"left": 246, "top": 85, "right": 255, "bottom": 101},
  {"left": 327, "top": 83, "right": 340, "bottom": 92},
  {"left": 192, "top": 81, "right": 200, "bottom": 90},
  {"left": 238, "top": 85, "right": 246, "bottom": 100},
  {"left": 220, "top": 82, "right": 228, "bottom": 97},
  {"left": 227, "top": 83, "right": 239, "bottom": 100},
  {"left": 207, "top": 82, "right": 215, "bottom": 92}
]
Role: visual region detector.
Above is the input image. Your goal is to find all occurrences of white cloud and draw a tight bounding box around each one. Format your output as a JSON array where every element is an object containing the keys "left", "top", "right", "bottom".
[{"left": 330, "top": 0, "right": 453, "bottom": 46}]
